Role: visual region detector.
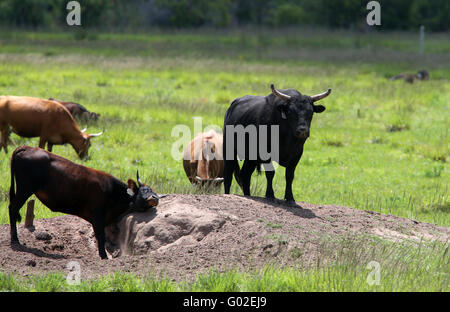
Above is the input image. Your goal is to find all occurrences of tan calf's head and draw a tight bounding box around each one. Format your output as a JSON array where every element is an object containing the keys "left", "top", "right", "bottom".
[{"left": 194, "top": 136, "right": 224, "bottom": 187}]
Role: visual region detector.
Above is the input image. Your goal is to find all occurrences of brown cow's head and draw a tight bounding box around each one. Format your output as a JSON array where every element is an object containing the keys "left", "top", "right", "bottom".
[
  {"left": 76, "top": 128, "right": 103, "bottom": 160},
  {"left": 127, "top": 171, "right": 159, "bottom": 212}
]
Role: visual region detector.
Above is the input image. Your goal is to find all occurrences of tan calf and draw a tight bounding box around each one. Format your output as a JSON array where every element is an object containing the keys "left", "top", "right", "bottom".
[{"left": 183, "top": 130, "right": 224, "bottom": 186}]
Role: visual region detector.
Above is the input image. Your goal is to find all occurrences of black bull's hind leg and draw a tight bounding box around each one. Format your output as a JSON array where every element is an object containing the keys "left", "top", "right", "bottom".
[{"left": 264, "top": 163, "right": 275, "bottom": 201}]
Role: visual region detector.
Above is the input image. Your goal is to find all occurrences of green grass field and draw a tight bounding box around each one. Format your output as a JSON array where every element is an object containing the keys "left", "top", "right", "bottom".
[
  {"left": 1, "top": 237, "right": 448, "bottom": 292},
  {"left": 0, "top": 29, "right": 448, "bottom": 291}
]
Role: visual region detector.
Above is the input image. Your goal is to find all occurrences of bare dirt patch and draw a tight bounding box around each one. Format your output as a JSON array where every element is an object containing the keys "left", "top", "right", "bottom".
[{"left": 0, "top": 194, "right": 448, "bottom": 281}]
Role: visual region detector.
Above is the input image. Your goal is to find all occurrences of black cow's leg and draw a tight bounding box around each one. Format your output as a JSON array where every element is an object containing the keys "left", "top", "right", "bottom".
[
  {"left": 284, "top": 165, "right": 296, "bottom": 206},
  {"left": 93, "top": 217, "right": 107, "bottom": 259},
  {"left": 241, "top": 160, "right": 257, "bottom": 196},
  {"left": 264, "top": 169, "right": 275, "bottom": 201}
]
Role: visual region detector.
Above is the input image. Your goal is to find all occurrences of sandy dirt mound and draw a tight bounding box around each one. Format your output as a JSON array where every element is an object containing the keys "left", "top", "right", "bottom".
[
  {"left": 105, "top": 199, "right": 226, "bottom": 256},
  {"left": 0, "top": 194, "right": 448, "bottom": 281}
]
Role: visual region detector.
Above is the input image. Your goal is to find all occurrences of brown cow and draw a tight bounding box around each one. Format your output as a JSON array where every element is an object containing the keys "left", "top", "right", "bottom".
[
  {"left": 9, "top": 146, "right": 159, "bottom": 259},
  {"left": 0, "top": 96, "right": 102, "bottom": 158},
  {"left": 49, "top": 97, "right": 100, "bottom": 122},
  {"left": 183, "top": 130, "right": 225, "bottom": 187}
]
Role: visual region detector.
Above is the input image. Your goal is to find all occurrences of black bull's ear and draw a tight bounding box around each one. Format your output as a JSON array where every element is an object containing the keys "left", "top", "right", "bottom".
[
  {"left": 313, "top": 105, "right": 326, "bottom": 113},
  {"left": 276, "top": 101, "right": 289, "bottom": 120}
]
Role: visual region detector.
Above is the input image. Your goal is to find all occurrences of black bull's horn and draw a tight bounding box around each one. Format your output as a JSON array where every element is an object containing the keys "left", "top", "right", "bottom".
[
  {"left": 311, "top": 88, "right": 332, "bottom": 102},
  {"left": 271, "top": 84, "right": 291, "bottom": 101},
  {"left": 271, "top": 84, "right": 331, "bottom": 102}
]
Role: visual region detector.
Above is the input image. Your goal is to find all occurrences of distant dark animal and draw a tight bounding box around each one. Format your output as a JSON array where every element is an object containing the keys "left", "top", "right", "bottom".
[
  {"left": 49, "top": 98, "right": 100, "bottom": 121},
  {"left": 223, "top": 84, "right": 331, "bottom": 206},
  {"left": 8, "top": 146, "right": 159, "bottom": 259},
  {"left": 183, "top": 130, "right": 224, "bottom": 187},
  {"left": 389, "top": 70, "right": 429, "bottom": 83},
  {"left": 0, "top": 96, "right": 102, "bottom": 158}
]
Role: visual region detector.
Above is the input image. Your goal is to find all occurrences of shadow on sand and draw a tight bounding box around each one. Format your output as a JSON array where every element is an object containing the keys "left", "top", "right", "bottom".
[
  {"left": 233, "top": 194, "right": 317, "bottom": 219},
  {"left": 11, "top": 242, "right": 66, "bottom": 260}
]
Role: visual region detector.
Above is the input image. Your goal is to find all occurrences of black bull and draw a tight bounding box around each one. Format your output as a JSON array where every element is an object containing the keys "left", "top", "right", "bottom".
[{"left": 223, "top": 84, "right": 331, "bottom": 205}]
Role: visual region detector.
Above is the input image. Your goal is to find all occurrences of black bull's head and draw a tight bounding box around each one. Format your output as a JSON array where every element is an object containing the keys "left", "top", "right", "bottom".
[{"left": 271, "top": 84, "right": 331, "bottom": 139}]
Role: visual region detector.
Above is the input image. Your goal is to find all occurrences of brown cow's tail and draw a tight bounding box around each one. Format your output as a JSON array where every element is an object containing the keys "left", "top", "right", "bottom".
[{"left": 9, "top": 149, "right": 21, "bottom": 223}]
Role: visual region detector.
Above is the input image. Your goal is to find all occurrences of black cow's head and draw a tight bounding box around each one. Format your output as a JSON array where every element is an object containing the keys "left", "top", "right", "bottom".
[
  {"left": 127, "top": 170, "right": 159, "bottom": 212},
  {"left": 271, "top": 84, "right": 330, "bottom": 139}
]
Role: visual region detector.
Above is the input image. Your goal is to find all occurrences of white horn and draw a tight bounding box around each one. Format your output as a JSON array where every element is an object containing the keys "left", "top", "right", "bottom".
[
  {"left": 89, "top": 131, "right": 103, "bottom": 138},
  {"left": 195, "top": 176, "right": 203, "bottom": 182},
  {"left": 271, "top": 84, "right": 291, "bottom": 101},
  {"left": 214, "top": 177, "right": 224, "bottom": 182},
  {"left": 81, "top": 128, "right": 87, "bottom": 133},
  {"left": 311, "top": 88, "right": 332, "bottom": 102}
]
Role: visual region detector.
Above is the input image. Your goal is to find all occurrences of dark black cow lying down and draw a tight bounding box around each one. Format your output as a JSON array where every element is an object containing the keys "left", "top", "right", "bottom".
[
  {"left": 8, "top": 146, "right": 159, "bottom": 259},
  {"left": 223, "top": 84, "right": 331, "bottom": 206}
]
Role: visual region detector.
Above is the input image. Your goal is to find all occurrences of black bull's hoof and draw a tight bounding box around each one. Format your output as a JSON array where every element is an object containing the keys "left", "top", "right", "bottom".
[{"left": 285, "top": 200, "right": 299, "bottom": 207}]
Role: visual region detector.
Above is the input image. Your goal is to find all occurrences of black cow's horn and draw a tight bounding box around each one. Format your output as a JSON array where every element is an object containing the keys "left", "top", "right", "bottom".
[
  {"left": 311, "top": 88, "right": 331, "bottom": 102},
  {"left": 137, "top": 170, "right": 143, "bottom": 187},
  {"left": 271, "top": 84, "right": 291, "bottom": 101}
]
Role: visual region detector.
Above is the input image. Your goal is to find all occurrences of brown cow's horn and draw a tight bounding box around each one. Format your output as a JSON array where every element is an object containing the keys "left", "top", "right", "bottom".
[
  {"left": 271, "top": 84, "right": 291, "bottom": 101},
  {"left": 89, "top": 131, "right": 103, "bottom": 137},
  {"left": 81, "top": 128, "right": 87, "bottom": 133},
  {"left": 137, "top": 170, "right": 143, "bottom": 187},
  {"left": 311, "top": 88, "right": 331, "bottom": 102}
]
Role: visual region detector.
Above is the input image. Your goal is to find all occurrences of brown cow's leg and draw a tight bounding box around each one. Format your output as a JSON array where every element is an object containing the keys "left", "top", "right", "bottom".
[
  {"left": 9, "top": 193, "right": 31, "bottom": 245},
  {"left": 47, "top": 142, "right": 53, "bottom": 152},
  {"left": 0, "top": 129, "right": 9, "bottom": 153},
  {"left": 7, "top": 137, "right": 16, "bottom": 146},
  {"left": 92, "top": 217, "right": 108, "bottom": 259},
  {"left": 38, "top": 137, "right": 47, "bottom": 149}
]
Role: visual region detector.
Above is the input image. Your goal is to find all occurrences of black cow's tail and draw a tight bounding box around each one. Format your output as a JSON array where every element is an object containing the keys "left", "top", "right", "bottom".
[{"left": 233, "top": 160, "right": 243, "bottom": 188}]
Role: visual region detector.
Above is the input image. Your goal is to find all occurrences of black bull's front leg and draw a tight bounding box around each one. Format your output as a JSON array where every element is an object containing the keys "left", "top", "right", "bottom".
[{"left": 283, "top": 153, "right": 302, "bottom": 206}]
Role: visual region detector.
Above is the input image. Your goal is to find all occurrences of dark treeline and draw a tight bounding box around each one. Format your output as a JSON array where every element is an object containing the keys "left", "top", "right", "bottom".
[{"left": 0, "top": 0, "right": 448, "bottom": 31}]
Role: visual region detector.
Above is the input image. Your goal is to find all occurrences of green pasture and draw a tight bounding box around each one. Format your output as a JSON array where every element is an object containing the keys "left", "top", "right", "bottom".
[
  {"left": 0, "top": 29, "right": 448, "bottom": 227},
  {"left": 0, "top": 29, "right": 448, "bottom": 292}
]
